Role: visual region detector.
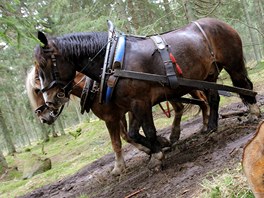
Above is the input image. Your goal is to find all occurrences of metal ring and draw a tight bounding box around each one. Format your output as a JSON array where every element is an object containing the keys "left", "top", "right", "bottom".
[{"left": 57, "top": 92, "right": 65, "bottom": 98}]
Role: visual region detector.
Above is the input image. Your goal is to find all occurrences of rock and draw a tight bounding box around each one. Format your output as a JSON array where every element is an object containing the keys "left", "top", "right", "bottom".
[{"left": 22, "top": 154, "right": 52, "bottom": 179}]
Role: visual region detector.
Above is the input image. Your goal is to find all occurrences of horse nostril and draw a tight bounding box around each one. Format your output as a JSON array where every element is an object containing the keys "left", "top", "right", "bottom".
[
  {"left": 40, "top": 118, "right": 47, "bottom": 123},
  {"left": 35, "top": 110, "right": 42, "bottom": 115},
  {"left": 45, "top": 102, "right": 55, "bottom": 108}
]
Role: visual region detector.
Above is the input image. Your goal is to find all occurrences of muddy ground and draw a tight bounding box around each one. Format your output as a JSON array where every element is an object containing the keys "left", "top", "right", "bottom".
[{"left": 20, "top": 94, "right": 264, "bottom": 198}]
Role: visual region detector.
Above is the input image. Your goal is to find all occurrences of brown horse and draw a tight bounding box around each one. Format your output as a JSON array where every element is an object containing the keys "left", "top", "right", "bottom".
[
  {"left": 34, "top": 18, "right": 260, "bottom": 170},
  {"left": 26, "top": 67, "right": 209, "bottom": 174}
]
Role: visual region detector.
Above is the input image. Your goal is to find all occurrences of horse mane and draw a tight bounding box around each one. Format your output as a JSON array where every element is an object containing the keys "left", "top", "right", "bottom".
[
  {"left": 25, "top": 67, "right": 39, "bottom": 110},
  {"left": 53, "top": 32, "right": 108, "bottom": 57}
]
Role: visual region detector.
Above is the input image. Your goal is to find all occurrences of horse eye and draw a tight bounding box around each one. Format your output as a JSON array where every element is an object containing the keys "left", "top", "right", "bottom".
[{"left": 34, "top": 89, "right": 40, "bottom": 94}]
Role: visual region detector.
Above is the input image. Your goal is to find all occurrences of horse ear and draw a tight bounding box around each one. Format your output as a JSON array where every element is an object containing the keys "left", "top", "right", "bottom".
[{"left": 38, "top": 31, "right": 48, "bottom": 47}]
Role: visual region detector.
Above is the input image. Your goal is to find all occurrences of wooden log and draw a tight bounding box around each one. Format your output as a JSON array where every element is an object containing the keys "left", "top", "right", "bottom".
[{"left": 242, "top": 120, "right": 264, "bottom": 198}]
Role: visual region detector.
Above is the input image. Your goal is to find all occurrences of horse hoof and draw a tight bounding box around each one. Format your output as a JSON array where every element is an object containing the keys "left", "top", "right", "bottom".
[
  {"left": 249, "top": 104, "right": 261, "bottom": 118},
  {"left": 157, "top": 136, "right": 171, "bottom": 148},
  {"left": 169, "top": 135, "right": 180, "bottom": 145},
  {"left": 111, "top": 169, "right": 122, "bottom": 176},
  {"left": 148, "top": 152, "right": 164, "bottom": 171},
  {"left": 247, "top": 114, "right": 259, "bottom": 123},
  {"left": 111, "top": 162, "right": 126, "bottom": 176},
  {"left": 204, "top": 127, "right": 217, "bottom": 134},
  {"left": 200, "top": 125, "right": 208, "bottom": 133}
]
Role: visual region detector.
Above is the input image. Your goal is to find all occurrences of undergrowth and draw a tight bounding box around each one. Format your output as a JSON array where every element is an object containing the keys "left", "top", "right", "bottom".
[{"left": 197, "top": 164, "right": 254, "bottom": 198}]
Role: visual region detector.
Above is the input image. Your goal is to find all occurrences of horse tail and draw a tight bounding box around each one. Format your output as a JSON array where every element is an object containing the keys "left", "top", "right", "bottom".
[{"left": 183, "top": 103, "right": 201, "bottom": 117}]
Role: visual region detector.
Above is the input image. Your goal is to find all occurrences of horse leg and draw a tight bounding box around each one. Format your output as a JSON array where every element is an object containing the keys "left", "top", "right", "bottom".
[
  {"left": 105, "top": 121, "right": 126, "bottom": 176},
  {"left": 190, "top": 90, "right": 210, "bottom": 132},
  {"left": 204, "top": 89, "right": 219, "bottom": 133},
  {"left": 129, "top": 102, "right": 164, "bottom": 170},
  {"left": 226, "top": 67, "right": 260, "bottom": 119},
  {"left": 120, "top": 114, "right": 151, "bottom": 154},
  {"left": 169, "top": 101, "right": 184, "bottom": 144}
]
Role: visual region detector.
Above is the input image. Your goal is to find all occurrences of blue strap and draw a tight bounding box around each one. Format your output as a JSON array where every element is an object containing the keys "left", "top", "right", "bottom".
[{"left": 113, "top": 35, "right": 126, "bottom": 68}]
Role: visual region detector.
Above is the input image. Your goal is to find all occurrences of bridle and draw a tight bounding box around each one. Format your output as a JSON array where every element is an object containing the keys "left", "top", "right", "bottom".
[
  {"left": 39, "top": 47, "right": 74, "bottom": 99},
  {"left": 34, "top": 103, "right": 65, "bottom": 118}
]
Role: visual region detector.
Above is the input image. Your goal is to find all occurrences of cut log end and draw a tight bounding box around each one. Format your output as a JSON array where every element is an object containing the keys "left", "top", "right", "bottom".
[{"left": 242, "top": 120, "right": 264, "bottom": 197}]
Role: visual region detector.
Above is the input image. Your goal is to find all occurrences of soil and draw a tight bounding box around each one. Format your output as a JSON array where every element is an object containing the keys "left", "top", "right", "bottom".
[{"left": 19, "top": 94, "right": 264, "bottom": 198}]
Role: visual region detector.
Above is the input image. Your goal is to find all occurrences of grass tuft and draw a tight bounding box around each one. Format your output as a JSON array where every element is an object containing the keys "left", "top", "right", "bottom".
[{"left": 197, "top": 165, "right": 254, "bottom": 198}]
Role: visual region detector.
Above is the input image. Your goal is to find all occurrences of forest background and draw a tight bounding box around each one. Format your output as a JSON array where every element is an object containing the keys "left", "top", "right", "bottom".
[{"left": 0, "top": 0, "right": 263, "bottom": 162}]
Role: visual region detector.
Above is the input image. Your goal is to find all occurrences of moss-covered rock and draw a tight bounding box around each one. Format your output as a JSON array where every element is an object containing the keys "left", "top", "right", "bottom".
[{"left": 22, "top": 154, "right": 51, "bottom": 179}]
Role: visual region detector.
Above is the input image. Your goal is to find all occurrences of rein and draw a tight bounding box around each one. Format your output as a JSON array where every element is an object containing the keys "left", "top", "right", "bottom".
[{"left": 159, "top": 102, "right": 171, "bottom": 118}]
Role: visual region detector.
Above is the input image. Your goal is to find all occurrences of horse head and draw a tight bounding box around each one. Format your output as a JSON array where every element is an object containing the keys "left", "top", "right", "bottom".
[
  {"left": 35, "top": 31, "right": 107, "bottom": 109},
  {"left": 26, "top": 67, "right": 62, "bottom": 125},
  {"left": 35, "top": 31, "right": 76, "bottom": 109}
]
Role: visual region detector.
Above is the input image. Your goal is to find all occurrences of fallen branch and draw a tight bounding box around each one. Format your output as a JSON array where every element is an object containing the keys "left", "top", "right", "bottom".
[
  {"left": 220, "top": 111, "right": 246, "bottom": 118},
  {"left": 124, "top": 188, "right": 146, "bottom": 198}
]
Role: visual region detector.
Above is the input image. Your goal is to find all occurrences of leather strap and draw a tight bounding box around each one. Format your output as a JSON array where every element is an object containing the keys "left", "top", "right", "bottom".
[
  {"left": 113, "top": 69, "right": 257, "bottom": 97},
  {"left": 151, "top": 35, "right": 178, "bottom": 89}
]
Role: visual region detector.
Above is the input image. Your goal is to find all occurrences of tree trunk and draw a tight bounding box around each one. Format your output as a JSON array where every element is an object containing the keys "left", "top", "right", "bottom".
[
  {"left": 0, "top": 107, "right": 16, "bottom": 154},
  {"left": 182, "top": 0, "right": 196, "bottom": 22},
  {"left": 40, "top": 124, "right": 49, "bottom": 142},
  {"left": 127, "top": 0, "right": 139, "bottom": 32},
  {"left": 241, "top": 0, "right": 261, "bottom": 62},
  {"left": 255, "top": 0, "right": 264, "bottom": 59},
  {"left": 73, "top": 103, "right": 82, "bottom": 124},
  {"left": 19, "top": 110, "right": 32, "bottom": 146},
  {"left": 162, "top": 0, "right": 173, "bottom": 30},
  {"left": 50, "top": 124, "right": 58, "bottom": 138},
  {"left": 0, "top": 150, "right": 8, "bottom": 174},
  {"left": 56, "top": 117, "right": 65, "bottom": 135}
]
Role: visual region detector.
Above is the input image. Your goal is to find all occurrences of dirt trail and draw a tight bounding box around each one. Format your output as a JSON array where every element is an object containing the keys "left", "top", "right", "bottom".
[{"left": 20, "top": 95, "right": 264, "bottom": 198}]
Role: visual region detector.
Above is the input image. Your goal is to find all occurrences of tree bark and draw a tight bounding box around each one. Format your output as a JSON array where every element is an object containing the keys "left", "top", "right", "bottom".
[
  {"left": 255, "top": 0, "right": 264, "bottom": 58},
  {"left": 0, "top": 107, "right": 16, "bottom": 154},
  {"left": 182, "top": 0, "right": 196, "bottom": 22},
  {"left": 241, "top": 0, "right": 261, "bottom": 61},
  {"left": 56, "top": 117, "right": 65, "bottom": 135},
  {"left": 127, "top": 0, "right": 139, "bottom": 32},
  {"left": 162, "top": 0, "right": 173, "bottom": 30},
  {"left": 0, "top": 150, "right": 8, "bottom": 174}
]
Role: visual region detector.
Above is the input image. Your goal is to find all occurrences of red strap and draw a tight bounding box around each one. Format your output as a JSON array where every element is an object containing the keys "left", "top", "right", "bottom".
[
  {"left": 169, "top": 53, "right": 183, "bottom": 75},
  {"left": 158, "top": 101, "right": 171, "bottom": 118}
]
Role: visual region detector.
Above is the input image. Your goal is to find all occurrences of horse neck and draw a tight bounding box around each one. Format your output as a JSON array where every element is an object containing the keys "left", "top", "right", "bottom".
[
  {"left": 76, "top": 55, "right": 105, "bottom": 82},
  {"left": 55, "top": 32, "right": 108, "bottom": 82}
]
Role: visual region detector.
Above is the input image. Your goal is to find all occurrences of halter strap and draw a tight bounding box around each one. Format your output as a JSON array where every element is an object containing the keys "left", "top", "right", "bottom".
[{"left": 40, "top": 47, "right": 73, "bottom": 97}]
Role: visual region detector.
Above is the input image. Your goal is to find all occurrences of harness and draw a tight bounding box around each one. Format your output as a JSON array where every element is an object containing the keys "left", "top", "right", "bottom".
[
  {"left": 99, "top": 20, "right": 126, "bottom": 104},
  {"left": 80, "top": 77, "right": 99, "bottom": 114},
  {"left": 150, "top": 35, "right": 182, "bottom": 89}
]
